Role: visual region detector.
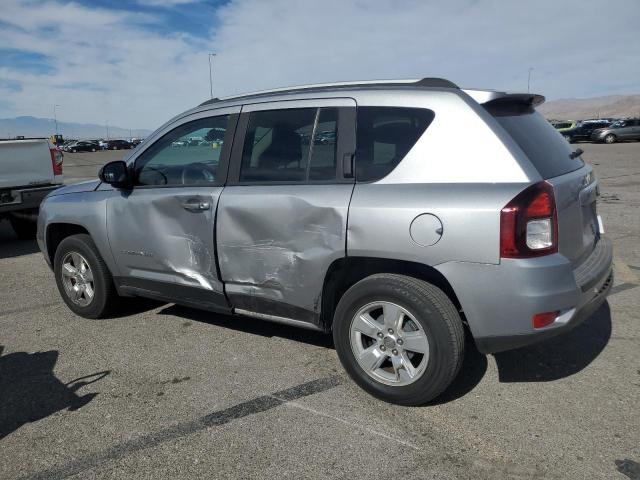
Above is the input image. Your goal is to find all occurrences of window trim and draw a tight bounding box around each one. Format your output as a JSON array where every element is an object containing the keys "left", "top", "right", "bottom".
[
  {"left": 226, "top": 101, "right": 356, "bottom": 186},
  {"left": 130, "top": 113, "right": 239, "bottom": 189}
]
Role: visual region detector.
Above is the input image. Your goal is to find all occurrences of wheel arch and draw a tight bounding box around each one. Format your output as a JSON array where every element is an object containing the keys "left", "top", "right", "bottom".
[
  {"left": 45, "top": 222, "right": 90, "bottom": 265},
  {"left": 320, "top": 256, "right": 463, "bottom": 331}
]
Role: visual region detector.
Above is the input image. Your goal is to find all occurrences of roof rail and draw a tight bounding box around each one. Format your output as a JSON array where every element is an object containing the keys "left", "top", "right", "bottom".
[{"left": 198, "top": 77, "right": 458, "bottom": 106}]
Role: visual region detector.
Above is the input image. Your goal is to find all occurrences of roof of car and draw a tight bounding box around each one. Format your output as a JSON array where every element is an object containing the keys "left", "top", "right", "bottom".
[
  {"left": 195, "top": 77, "right": 545, "bottom": 111},
  {"left": 198, "top": 77, "right": 460, "bottom": 107}
]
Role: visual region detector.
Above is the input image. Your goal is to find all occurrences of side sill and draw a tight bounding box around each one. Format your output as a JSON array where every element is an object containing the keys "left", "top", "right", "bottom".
[{"left": 234, "top": 308, "right": 324, "bottom": 332}]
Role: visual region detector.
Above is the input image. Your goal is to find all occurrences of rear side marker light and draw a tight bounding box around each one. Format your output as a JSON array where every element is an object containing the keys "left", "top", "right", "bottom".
[{"left": 533, "top": 311, "right": 559, "bottom": 329}]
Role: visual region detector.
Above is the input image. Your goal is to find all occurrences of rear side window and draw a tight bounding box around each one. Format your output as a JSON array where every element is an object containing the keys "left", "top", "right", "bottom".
[
  {"left": 239, "top": 107, "right": 339, "bottom": 182},
  {"left": 355, "top": 107, "right": 434, "bottom": 182},
  {"left": 491, "top": 108, "right": 583, "bottom": 179}
]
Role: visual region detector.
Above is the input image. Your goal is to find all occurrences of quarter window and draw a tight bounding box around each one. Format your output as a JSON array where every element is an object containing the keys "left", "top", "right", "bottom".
[
  {"left": 135, "top": 115, "right": 230, "bottom": 186},
  {"left": 355, "top": 107, "right": 435, "bottom": 182},
  {"left": 239, "top": 108, "right": 339, "bottom": 182}
]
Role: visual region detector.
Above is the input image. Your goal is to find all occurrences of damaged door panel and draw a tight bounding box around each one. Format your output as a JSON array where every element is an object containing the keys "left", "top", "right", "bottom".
[
  {"left": 218, "top": 99, "right": 357, "bottom": 325},
  {"left": 105, "top": 109, "right": 239, "bottom": 311},
  {"left": 107, "top": 188, "right": 226, "bottom": 306},
  {"left": 217, "top": 185, "right": 353, "bottom": 322}
]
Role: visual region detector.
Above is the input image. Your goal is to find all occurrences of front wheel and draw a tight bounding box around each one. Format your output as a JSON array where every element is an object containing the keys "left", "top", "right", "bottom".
[
  {"left": 604, "top": 134, "right": 617, "bottom": 144},
  {"left": 333, "top": 274, "right": 464, "bottom": 405},
  {"left": 54, "top": 234, "right": 117, "bottom": 318}
]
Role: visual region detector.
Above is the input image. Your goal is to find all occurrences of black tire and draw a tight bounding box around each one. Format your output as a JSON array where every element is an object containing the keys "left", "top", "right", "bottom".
[
  {"left": 604, "top": 134, "right": 616, "bottom": 144},
  {"left": 333, "top": 273, "right": 464, "bottom": 406},
  {"left": 9, "top": 216, "right": 37, "bottom": 240},
  {"left": 53, "top": 234, "right": 117, "bottom": 319}
]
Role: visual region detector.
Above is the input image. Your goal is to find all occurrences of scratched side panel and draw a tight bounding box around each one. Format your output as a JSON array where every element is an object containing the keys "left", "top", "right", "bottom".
[
  {"left": 106, "top": 187, "right": 223, "bottom": 293},
  {"left": 217, "top": 185, "right": 353, "bottom": 319}
]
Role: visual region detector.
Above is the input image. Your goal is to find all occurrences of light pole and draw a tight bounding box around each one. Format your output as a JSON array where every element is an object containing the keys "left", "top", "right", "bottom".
[
  {"left": 208, "top": 53, "right": 216, "bottom": 99},
  {"left": 53, "top": 104, "right": 61, "bottom": 135},
  {"left": 105, "top": 121, "right": 109, "bottom": 140},
  {"left": 527, "top": 67, "right": 534, "bottom": 93}
]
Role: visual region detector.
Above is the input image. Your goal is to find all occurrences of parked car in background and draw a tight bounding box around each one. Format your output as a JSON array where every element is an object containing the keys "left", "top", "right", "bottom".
[
  {"left": 561, "top": 119, "right": 611, "bottom": 143},
  {"left": 1, "top": 138, "right": 62, "bottom": 238},
  {"left": 591, "top": 118, "right": 640, "bottom": 144},
  {"left": 37, "top": 78, "right": 612, "bottom": 405},
  {"left": 552, "top": 120, "right": 576, "bottom": 133},
  {"left": 65, "top": 141, "right": 99, "bottom": 153},
  {"left": 105, "top": 139, "right": 133, "bottom": 150},
  {"left": 98, "top": 140, "right": 109, "bottom": 150},
  {"left": 130, "top": 138, "right": 144, "bottom": 146}
]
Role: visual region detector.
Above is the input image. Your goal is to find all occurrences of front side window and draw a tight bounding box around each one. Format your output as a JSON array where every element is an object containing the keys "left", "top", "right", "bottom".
[
  {"left": 355, "top": 107, "right": 435, "bottom": 182},
  {"left": 136, "top": 115, "right": 230, "bottom": 186},
  {"left": 239, "top": 108, "right": 338, "bottom": 182}
]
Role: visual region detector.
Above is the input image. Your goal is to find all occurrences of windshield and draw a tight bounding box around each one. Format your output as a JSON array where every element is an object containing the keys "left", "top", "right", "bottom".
[{"left": 491, "top": 108, "right": 584, "bottom": 179}]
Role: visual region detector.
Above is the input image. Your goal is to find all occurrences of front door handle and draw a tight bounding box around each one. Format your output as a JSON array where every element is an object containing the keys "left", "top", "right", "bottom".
[{"left": 181, "top": 199, "right": 210, "bottom": 212}]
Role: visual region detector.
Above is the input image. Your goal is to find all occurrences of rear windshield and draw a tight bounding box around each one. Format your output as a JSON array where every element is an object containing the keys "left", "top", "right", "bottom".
[{"left": 491, "top": 108, "right": 583, "bottom": 179}]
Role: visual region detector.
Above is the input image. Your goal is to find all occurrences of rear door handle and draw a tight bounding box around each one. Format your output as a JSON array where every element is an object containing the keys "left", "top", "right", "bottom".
[{"left": 181, "top": 199, "right": 210, "bottom": 211}]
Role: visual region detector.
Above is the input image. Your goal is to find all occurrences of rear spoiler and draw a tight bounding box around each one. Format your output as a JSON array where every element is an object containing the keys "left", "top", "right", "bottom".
[{"left": 464, "top": 90, "right": 546, "bottom": 116}]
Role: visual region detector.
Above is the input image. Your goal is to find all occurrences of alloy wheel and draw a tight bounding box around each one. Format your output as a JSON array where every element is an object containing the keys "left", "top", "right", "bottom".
[
  {"left": 60, "top": 251, "right": 95, "bottom": 307},
  {"left": 349, "top": 301, "right": 430, "bottom": 386}
]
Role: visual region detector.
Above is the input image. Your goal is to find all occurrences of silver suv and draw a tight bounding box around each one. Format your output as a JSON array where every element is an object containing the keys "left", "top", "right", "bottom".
[
  {"left": 591, "top": 118, "right": 640, "bottom": 143},
  {"left": 37, "top": 78, "right": 613, "bottom": 405}
]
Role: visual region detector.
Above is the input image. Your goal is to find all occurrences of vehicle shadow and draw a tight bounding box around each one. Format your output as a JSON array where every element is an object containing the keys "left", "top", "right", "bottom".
[
  {"left": 158, "top": 301, "right": 611, "bottom": 403},
  {"left": 494, "top": 302, "right": 612, "bottom": 382},
  {"left": 0, "top": 346, "right": 109, "bottom": 440},
  {"left": 157, "top": 304, "right": 334, "bottom": 349},
  {"left": 0, "top": 221, "right": 39, "bottom": 259},
  {"left": 429, "top": 333, "right": 488, "bottom": 405}
]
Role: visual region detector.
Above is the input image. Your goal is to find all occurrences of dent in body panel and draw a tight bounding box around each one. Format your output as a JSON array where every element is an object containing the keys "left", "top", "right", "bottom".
[
  {"left": 106, "top": 188, "right": 223, "bottom": 293},
  {"left": 218, "top": 186, "right": 351, "bottom": 315}
]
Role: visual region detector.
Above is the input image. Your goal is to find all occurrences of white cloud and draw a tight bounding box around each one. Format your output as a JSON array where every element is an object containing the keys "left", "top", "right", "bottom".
[
  {"left": 0, "top": 0, "right": 638, "bottom": 130},
  {"left": 136, "top": 0, "right": 199, "bottom": 6}
]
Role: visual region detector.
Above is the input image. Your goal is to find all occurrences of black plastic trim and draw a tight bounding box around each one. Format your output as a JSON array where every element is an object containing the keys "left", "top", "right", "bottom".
[
  {"left": 227, "top": 293, "right": 319, "bottom": 326},
  {"left": 114, "top": 277, "right": 231, "bottom": 314}
]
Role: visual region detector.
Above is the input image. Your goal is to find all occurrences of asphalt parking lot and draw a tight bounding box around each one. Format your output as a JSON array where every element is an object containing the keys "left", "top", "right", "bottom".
[{"left": 1, "top": 143, "right": 639, "bottom": 479}]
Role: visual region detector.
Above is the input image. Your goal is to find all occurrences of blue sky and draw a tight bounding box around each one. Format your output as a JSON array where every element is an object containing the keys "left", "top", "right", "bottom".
[{"left": 0, "top": 0, "right": 638, "bottom": 130}]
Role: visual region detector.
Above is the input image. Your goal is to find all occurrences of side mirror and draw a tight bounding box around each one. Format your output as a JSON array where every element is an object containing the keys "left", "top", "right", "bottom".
[{"left": 98, "top": 160, "right": 130, "bottom": 188}]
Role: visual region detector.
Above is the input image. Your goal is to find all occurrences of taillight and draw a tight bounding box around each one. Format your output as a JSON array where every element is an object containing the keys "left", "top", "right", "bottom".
[
  {"left": 50, "top": 147, "right": 63, "bottom": 175},
  {"left": 500, "top": 181, "right": 557, "bottom": 258}
]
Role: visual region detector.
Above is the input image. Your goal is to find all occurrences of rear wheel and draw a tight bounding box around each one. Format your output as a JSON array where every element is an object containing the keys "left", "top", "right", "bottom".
[
  {"left": 333, "top": 274, "right": 464, "bottom": 405},
  {"left": 9, "top": 216, "right": 37, "bottom": 240},
  {"left": 54, "top": 234, "right": 117, "bottom": 318},
  {"left": 604, "top": 134, "right": 617, "bottom": 144}
]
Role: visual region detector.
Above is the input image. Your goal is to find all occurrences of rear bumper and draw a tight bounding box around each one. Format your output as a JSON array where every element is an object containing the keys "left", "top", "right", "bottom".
[
  {"left": 437, "top": 236, "right": 614, "bottom": 354},
  {"left": 474, "top": 268, "right": 613, "bottom": 353},
  {"left": 0, "top": 185, "right": 61, "bottom": 215}
]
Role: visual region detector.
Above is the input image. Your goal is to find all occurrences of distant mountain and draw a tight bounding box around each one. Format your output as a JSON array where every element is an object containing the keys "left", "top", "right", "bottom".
[
  {"left": 0, "top": 116, "right": 152, "bottom": 140},
  {"left": 539, "top": 95, "right": 640, "bottom": 121}
]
